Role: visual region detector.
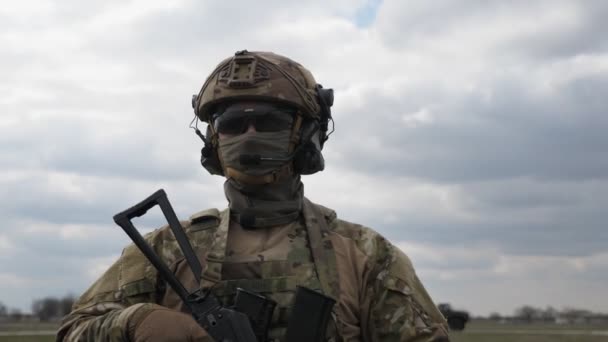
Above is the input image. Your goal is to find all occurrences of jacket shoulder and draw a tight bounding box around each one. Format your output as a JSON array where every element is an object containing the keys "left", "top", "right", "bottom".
[
  {"left": 326, "top": 212, "right": 421, "bottom": 290},
  {"left": 158, "top": 207, "right": 225, "bottom": 252},
  {"left": 78, "top": 208, "right": 225, "bottom": 306},
  {"left": 330, "top": 217, "right": 389, "bottom": 259},
  {"left": 309, "top": 201, "right": 383, "bottom": 254},
  {"left": 188, "top": 208, "right": 221, "bottom": 227}
]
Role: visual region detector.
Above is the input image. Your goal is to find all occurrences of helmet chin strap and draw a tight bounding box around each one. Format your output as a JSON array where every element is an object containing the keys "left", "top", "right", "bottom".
[{"left": 288, "top": 114, "right": 304, "bottom": 153}]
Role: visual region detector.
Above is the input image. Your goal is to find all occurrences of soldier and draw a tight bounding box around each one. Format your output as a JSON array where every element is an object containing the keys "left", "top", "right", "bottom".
[{"left": 57, "top": 50, "right": 450, "bottom": 341}]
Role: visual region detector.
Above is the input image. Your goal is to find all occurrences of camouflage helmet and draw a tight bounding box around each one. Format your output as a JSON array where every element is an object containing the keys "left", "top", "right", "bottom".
[{"left": 193, "top": 50, "right": 324, "bottom": 122}]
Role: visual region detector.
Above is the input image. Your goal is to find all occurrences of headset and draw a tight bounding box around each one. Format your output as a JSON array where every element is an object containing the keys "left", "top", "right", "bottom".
[{"left": 191, "top": 81, "right": 333, "bottom": 178}]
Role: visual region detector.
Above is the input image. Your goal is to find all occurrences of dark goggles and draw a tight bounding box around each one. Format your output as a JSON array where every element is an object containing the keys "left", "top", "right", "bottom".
[{"left": 213, "top": 109, "right": 295, "bottom": 135}]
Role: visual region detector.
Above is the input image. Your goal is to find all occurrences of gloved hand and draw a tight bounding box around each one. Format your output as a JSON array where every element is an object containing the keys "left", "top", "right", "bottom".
[{"left": 128, "top": 303, "right": 213, "bottom": 342}]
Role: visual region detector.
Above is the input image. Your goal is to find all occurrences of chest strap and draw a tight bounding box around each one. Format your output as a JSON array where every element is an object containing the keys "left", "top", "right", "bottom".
[
  {"left": 201, "top": 209, "right": 231, "bottom": 288},
  {"left": 302, "top": 198, "right": 340, "bottom": 301}
]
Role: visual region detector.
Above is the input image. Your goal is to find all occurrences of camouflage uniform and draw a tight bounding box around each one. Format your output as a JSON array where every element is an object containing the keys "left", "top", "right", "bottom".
[
  {"left": 57, "top": 199, "right": 449, "bottom": 341},
  {"left": 58, "top": 50, "right": 449, "bottom": 341}
]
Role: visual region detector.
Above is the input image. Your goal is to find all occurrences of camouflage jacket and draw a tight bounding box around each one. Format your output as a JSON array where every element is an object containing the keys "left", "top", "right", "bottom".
[{"left": 57, "top": 198, "right": 449, "bottom": 341}]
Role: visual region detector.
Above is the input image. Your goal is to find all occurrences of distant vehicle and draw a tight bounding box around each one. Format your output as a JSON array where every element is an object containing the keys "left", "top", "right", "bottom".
[{"left": 438, "top": 303, "right": 470, "bottom": 331}]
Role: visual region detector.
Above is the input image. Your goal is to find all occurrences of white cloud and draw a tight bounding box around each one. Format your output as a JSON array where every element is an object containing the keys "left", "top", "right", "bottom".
[
  {"left": 531, "top": 53, "right": 608, "bottom": 95},
  {"left": 306, "top": 166, "right": 479, "bottom": 225},
  {"left": 489, "top": 254, "right": 608, "bottom": 277},
  {"left": 0, "top": 234, "right": 16, "bottom": 257},
  {"left": 396, "top": 241, "right": 608, "bottom": 315},
  {"left": 0, "top": 0, "right": 54, "bottom": 16},
  {"left": 1, "top": 0, "right": 607, "bottom": 316},
  {"left": 402, "top": 107, "right": 434, "bottom": 127},
  {"left": 0, "top": 273, "right": 29, "bottom": 287}
]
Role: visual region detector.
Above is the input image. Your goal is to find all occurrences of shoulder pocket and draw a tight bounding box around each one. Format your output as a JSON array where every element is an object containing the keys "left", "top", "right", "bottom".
[
  {"left": 118, "top": 239, "right": 159, "bottom": 298},
  {"left": 189, "top": 208, "right": 220, "bottom": 231}
]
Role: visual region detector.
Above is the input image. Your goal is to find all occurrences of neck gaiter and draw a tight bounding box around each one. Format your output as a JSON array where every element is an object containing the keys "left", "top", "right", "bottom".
[{"left": 218, "top": 130, "right": 303, "bottom": 228}]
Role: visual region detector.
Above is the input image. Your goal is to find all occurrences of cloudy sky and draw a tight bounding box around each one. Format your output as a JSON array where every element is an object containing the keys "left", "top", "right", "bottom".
[{"left": 1, "top": 0, "right": 607, "bottom": 316}]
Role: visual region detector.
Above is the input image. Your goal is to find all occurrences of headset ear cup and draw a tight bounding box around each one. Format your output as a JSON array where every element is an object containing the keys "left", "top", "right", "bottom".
[
  {"left": 200, "top": 125, "right": 224, "bottom": 176},
  {"left": 293, "top": 141, "right": 325, "bottom": 175},
  {"left": 308, "top": 148, "right": 325, "bottom": 174},
  {"left": 315, "top": 85, "right": 333, "bottom": 149},
  {"left": 201, "top": 145, "right": 224, "bottom": 176}
]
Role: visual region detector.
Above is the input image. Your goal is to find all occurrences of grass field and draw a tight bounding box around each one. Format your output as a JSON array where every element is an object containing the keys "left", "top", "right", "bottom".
[
  {"left": 0, "top": 322, "right": 56, "bottom": 342},
  {"left": 1, "top": 320, "right": 607, "bottom": 341},
  {"left": 452, "top": 333, "right": 608, "bottom": 342},
  {"left": 0, "top": 336, "right": 55, "bottom": 342},
  {"left": 451, "top": 320, "right": 608, "bottom": 342},
  {"left": 0, "top": 323, "right": 57, "bottom": 333}
]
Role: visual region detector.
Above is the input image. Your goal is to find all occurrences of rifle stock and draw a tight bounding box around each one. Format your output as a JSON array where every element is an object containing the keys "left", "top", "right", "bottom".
[{"left": 113, "top": 189, "right": 257, "bottom": 342}]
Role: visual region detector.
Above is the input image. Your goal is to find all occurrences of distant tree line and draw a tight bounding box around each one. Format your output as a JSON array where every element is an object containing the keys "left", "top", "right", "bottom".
[
  {"left": 0, "top": 294, "right": 76, "bottom": 322},
  {"left": 486, "top": 305, "right": 608, "bottom": 324},
  {"left": 31, "top": 295, "right": 76, "bottom": 321},
  {"left": 0, "top": 301, "right": 28, "bottom": 321},
  {"left": 2, "top": 297, "right": 606, "bottom": 324}
]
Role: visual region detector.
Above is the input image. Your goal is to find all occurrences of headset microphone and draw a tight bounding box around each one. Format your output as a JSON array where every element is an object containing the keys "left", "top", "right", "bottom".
[{"left": 239, "top": 154, "right": 294, "bottom": 166}]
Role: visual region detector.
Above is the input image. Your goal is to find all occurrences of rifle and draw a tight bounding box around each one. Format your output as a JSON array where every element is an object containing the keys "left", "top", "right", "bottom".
[{"left": 113, "top": 189, "right": 335, "bottom": 342}]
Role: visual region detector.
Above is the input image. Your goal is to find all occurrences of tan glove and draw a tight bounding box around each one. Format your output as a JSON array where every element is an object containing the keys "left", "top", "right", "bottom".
[{"left": 128, "top": 304, "right": 214, "bottom": 342}]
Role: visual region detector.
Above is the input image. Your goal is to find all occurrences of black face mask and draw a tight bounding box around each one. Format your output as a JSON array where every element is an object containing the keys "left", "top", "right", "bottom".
[{"left": 218, "top": 130, "right": 292, "bottom": 177}]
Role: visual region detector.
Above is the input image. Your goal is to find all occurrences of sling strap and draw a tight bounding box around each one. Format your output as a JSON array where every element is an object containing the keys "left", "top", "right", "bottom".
[{"left": 302, "top": 198, "right": 340, "bottom": 300}]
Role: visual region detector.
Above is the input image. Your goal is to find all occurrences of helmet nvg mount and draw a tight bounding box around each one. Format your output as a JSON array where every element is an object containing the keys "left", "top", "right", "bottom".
[{"left": 191, "top": 50, "right": 334, "bottom": 179}]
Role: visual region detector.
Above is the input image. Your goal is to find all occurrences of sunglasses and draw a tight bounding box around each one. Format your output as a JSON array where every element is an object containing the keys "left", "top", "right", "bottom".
[{"left": 213, "top": 109, "right": 295, "bottom": 135}]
